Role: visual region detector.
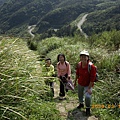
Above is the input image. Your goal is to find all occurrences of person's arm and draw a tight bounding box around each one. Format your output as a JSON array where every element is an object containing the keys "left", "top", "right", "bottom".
[
  {"left": 88, "top": 82, "right": 94, "bottom": 89},
  {"left": 74, "top": 64, "right": 79, "bottom": 86},
  {"left": 56, "top": 63, "right": 60, "bottom": 78},
  {"left": 67, "top": 62, "right": 71, "bottom": 79},
  {"left": 89, "top": 65, "right": 96, "bottom": 83},
  {"left": 47, "top": 65, "right": 55, "bottom": 76},
  {"left": 74, "top": 74, "right": 79, "bottom": 87}
]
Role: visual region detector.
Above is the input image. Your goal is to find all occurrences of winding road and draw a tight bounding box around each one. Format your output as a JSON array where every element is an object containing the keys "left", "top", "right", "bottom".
[
  {"left": 28, "top": 14, "right": 88, "bottom": 38},
  {"left": 77, "top": 14, "right": 88, "bottom": 38},
  {"left": 28, "top": 25, "right": 36, "bottom": 38}
]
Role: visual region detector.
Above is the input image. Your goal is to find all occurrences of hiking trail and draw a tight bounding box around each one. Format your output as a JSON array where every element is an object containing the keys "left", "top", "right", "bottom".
[{"left": 53, "top": 82, "right": 99, "bottom": 120}]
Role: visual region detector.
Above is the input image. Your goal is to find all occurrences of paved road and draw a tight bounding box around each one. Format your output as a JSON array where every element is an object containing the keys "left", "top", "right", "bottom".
[
  {"left": 28, "top": 25, "right": 36, "bottom": 38},
  {"left": 77, "top": 14, "right": 88, "bottom": 38}
]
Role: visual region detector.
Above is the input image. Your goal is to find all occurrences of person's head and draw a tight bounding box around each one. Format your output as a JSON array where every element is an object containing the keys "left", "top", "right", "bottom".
[
  {"left": 57, "top": 53, "right": 66, "bottom": 63},
  {"left": 80, "top": 50, "right": 89, "bottom": 63},
  {"left": 45, "top": 58, "right": 51, "bottom": 66}
]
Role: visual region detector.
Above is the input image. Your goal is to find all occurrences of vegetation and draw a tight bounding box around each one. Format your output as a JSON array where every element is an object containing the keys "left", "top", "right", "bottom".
[
  {"left": 0, "top": 37, "right": 60, "bottom": 120},
  {"left": 83, "top": 4, "right": 120, "bottom": 35},
  {"left": 35, "top": 30, "right": 120, "bottom": 119},
  {"left": 0, "top": 28, "right": 120, "bottom": 119},
  {"left": 0, "top": 0, "right": 120, "bottom": 119},
  {"left": 0, "top": 0, "right": 119, "bottom": 36}
]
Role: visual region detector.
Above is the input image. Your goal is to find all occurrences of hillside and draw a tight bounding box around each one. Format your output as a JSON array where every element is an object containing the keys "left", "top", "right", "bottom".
[
  {"left": 0, "top": 0, "right": 120, "bottom": 119},
  {"left": 0, "top": 28, "right": 120, "bottom": 119},
  {"left": 0, "top": 0, "right": 119, "bottom": 36},
  {"left": 82, "top": 4, "right": 120, "bottom": 35}
]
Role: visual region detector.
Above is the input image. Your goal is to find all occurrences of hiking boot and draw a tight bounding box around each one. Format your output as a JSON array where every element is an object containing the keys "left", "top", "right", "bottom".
[
  {"left": 77, "top": 103, "right": 84, "bottom": 109},
  {"left": 59, "top": 96, "right": 66, "bottom": 100},
  {"left": 86, "top": 108, "right": 90, "bottom": 116},
  {"left": 66, "top": 89, "right": 68, "bottom": 92}
]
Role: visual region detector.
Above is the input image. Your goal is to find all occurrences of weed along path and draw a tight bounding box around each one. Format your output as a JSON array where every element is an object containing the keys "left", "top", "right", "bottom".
[{"left": 54, "top": 82, "right": 98, "bottom": 120}]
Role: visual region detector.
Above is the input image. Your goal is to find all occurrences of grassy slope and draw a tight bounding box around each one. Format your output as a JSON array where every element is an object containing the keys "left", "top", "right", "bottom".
[
  {"left": 0, "top": 30, "right": 120, "bottom": 119},
  {"left": 0, "top": 36, "right": 60, "bottom": 120}
]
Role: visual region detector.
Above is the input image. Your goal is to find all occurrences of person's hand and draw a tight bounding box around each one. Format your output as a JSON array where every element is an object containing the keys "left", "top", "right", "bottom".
[
  {"left": 86, "top": 89, "right": 92, "bottom": 95},
  {"left": 58, "top": 76, "right": 61, "bottom": 81},
  {"left": 68, "top": 76, "right": 70, "bottom": 80},
  {"left": 66, "top": 77, "right": 70, "bottom": 81}
]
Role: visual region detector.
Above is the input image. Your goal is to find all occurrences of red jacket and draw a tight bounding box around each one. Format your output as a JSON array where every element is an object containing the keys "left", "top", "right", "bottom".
[{"left": 76, "top": 61, "right": 96, "bottom": 86}]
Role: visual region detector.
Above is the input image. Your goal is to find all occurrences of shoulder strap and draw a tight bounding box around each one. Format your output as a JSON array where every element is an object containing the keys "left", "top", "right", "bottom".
[
  {"left": 88, "top": 64, "right": 91, "bottom": 73},
  {"left": 88, "top": 62, "right": 92, "bottom": 73}
]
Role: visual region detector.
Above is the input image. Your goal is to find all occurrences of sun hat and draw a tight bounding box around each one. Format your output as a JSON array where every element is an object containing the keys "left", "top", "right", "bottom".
[{"left": 80, "top": 50, "right": 89, "bottom": 56}]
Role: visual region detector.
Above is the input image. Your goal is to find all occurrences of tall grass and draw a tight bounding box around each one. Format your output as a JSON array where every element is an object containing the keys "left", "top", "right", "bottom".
[
  {"left": 0, "top": 37, "right": 60, "bottom": 120},
  {"left": 89, "top": 30, "right": 120, "bottom": 51}
]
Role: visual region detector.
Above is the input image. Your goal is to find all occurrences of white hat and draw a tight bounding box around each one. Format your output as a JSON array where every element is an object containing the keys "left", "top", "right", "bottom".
[{"left": 80, "top": 50, "right": 89, "bottom": 56}]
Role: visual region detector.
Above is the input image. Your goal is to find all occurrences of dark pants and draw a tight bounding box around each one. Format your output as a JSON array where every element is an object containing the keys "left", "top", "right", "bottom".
[
  {"left": 59, "top": 74, "right": 68, "bottom": 97},
  {"left": 49, "top": 82, "right": 54, "bottom": 96}
]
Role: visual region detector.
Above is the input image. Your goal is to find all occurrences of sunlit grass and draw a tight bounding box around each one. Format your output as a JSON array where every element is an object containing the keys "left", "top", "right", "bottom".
[{"left": 0, "top": 37, "right": 60, "bottom": 120}]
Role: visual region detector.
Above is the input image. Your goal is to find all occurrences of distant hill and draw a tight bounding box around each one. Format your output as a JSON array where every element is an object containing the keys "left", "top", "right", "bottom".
[{"left": 0, "top": 0, "right": 119, "bottom": 36}]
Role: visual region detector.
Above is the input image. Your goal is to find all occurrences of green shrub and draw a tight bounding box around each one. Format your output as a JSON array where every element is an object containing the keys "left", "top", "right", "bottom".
[
  {"left": 37, "top": 37, "right": 65, "bottom": 56},
  {"left": 89, "top": 30, "right": 120, "bottom": 50}
]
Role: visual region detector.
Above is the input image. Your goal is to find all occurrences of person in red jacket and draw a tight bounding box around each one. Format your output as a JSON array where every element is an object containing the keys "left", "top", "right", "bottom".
[{"left": 74, "top": 50, "right": 96, "bottom": 116}]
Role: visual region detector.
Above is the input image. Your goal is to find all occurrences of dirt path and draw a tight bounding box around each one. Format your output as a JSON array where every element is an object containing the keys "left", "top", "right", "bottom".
[{"left": 54, "top": 82, "right": 98, "bottom": 120}]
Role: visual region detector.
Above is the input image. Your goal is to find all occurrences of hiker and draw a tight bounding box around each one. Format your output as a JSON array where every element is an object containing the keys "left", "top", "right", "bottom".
[
  {"left": 57, "top": 53, "right": 71, "bottom": 100},
  {"left": 42, "top": 58, "right": 55, "bottom": 97},
  {"left": 74, "top": 50, "right": 96, "bottom": 116}
]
